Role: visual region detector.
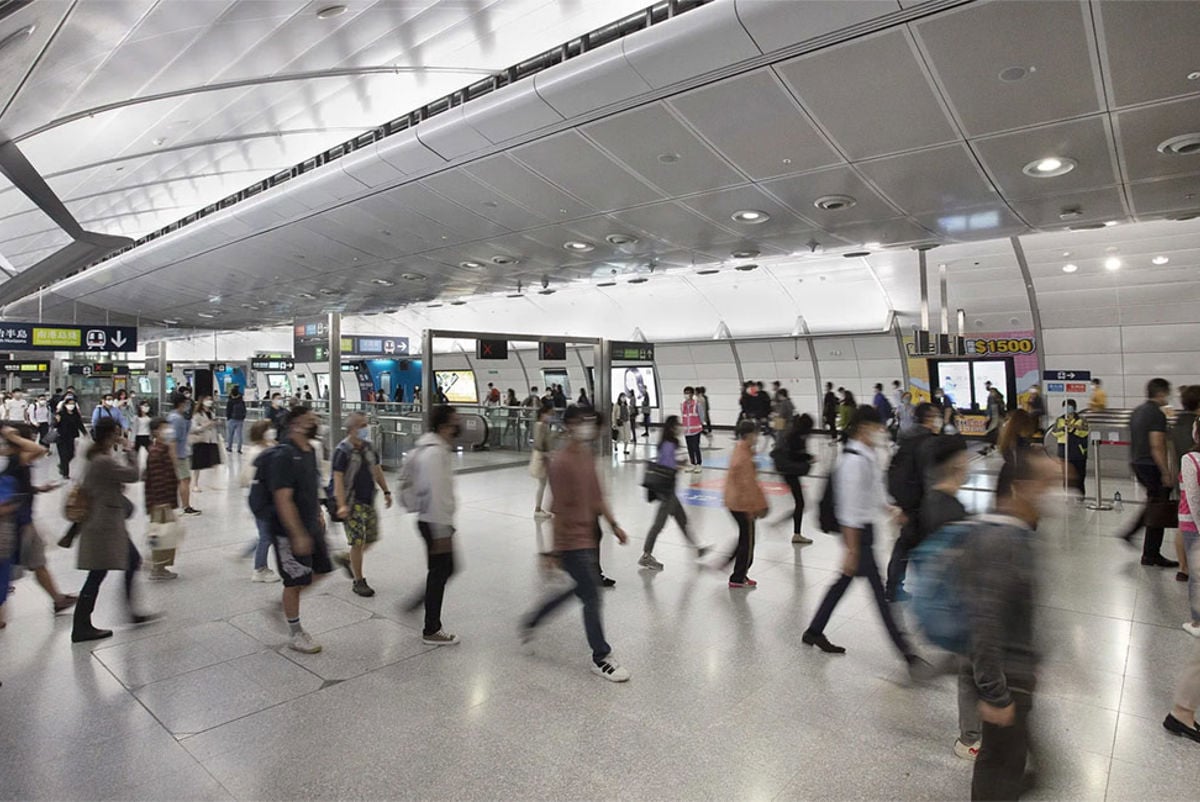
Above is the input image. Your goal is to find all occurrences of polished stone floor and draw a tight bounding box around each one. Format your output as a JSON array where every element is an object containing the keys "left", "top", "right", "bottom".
[{"left": 2, "top": 438, "right": 1199, "bottom": 801}]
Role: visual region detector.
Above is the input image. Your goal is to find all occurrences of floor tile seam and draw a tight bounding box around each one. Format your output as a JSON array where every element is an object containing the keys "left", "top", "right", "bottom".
[
  {"left": 172, "top": 678, "right": 336, "bottom": 746},
  {"left": 116, "top": 641, "right": 277, "bottom": 693}
]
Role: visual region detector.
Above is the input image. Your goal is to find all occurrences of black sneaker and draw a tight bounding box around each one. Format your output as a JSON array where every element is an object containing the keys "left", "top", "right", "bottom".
[
  {"left": 183, "top": 507, "right": 201, "bottom": 516},
  {"left": 600, "top": 575, "right": 616, "bottom": 588},
  {"left": 352, "top": 578, "right": 375, "bottom": 597}
]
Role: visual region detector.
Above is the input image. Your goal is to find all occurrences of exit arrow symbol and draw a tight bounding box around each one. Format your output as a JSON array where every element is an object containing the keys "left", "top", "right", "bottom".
[{"left": 112, "top": 331, "right": 127, "bottom": 348}]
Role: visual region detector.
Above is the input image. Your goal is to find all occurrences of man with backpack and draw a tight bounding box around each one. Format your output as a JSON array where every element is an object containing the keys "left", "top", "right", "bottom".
[
  {"left": 884, "top": 402, "right": 943, "bottom": 602},
  {"left": 266, "top": 405, "right": 331, "bottom": 654},
  {"left": 329, "top": 412, "right": 392, "bottom": 598}
]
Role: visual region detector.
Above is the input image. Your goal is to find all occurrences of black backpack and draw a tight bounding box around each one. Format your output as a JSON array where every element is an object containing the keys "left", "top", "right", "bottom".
[
  {"left": 818, "top": 450, "right": 845, "bottom": 534},
  {"left": 248, "top": 446, "right": 281, "bottom": 517},
  {"left": 887, "top": 434, "right": 925, "bottom": 512}
]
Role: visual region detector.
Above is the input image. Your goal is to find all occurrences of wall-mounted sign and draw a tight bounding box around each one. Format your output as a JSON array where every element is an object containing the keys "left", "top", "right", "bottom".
[
  {"left": 340, "top": 335, "right": 410, "bottom": 356},
  {"left": 611, "top": 341, "right": 654, "bottom": 362},
  {"left": 539, "top": 341, "right": 567, "bottom": 361},
  {"left": 0, "top": 361, "right": 49, "bottom": 374},
  {"left": 477, "top": 339, "right": 508, "bottom": 360},
  {"left": 67, "top": 363, "right": 130, "bottom": 378},
  {"left": 293, "top": 319, "right": 329, "bottom": 363},
  {"left": 1042, "top": 370, "right": 1091, "bottom": 381},
  {"left": 0, "top": 323, "right": 137, "bottom": 353},
  {"left": 250, "top": 358, "right": 295, "bottom": 371},
  {"left": 966, "top": 336, "right": 1036, "bottom": 356}
]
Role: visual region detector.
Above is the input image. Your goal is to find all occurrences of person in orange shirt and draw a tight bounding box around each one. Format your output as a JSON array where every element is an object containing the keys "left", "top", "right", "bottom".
[
  {"left": 724, "top": 420, "right": 768, "bottom": 588},
  {"left": 1088, "top": 378, "right": 1108, "bottom": 412}
]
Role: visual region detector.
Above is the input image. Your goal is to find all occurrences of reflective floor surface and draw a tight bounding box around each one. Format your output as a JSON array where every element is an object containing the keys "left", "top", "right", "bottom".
[{"left": 2, "top": 439, "right": 1199, "bottom": 801}]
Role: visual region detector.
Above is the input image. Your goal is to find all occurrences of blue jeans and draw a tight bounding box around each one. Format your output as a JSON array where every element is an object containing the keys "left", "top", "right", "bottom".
[
  {"left": 226, "top": 419, "right": 244, "bottom": 452},
  {"left": 1185, "top": 530, "right": 1200, "bottom": 623},
  {"left": 242, "top": 515, "right": 273, "bottom": 570},
  {"left": 526, "top": 548, "right": 610, "bottom": 663}
]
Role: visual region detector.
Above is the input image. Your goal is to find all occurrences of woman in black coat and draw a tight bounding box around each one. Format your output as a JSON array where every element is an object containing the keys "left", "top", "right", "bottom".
[
  {"left": 773, "top": 413, "right": 815, "bottom": 545},
  {"left": 54, "top": 397, "right": 88, "bottom": 479}
]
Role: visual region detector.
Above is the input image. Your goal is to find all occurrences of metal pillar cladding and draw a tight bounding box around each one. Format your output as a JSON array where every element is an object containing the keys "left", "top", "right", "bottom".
[
  {"left": 421, "top": 328, "right": 434, "bottom": 432},
  {"left": 919, "top": 250, "right": 930, "bottom": 331},
  {"left": 939, "top": 262, "right": 949, "bottom": 336},
  {"left": 328, "top": 311, "right": 342, "bottom": 449},
  {"left": 596, "top": 338, "right": 613, "bottom": 457}
]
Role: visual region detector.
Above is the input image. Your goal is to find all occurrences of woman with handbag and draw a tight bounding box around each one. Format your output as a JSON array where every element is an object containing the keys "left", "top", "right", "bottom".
[
  {"left": 144, "top": 417, "right": 182, "bottom": 580},
  {"left": 531, "top": 404, "right": 555, "bottom": 520},
  {"left": 772, "top": 413, "right": 815, "bottom": 545},
  {"left": 189, "top": 396, "right": 222, "bottom": 492},
  {"left": 611, "top": 394, "right": 632, "bottom": 457},
  {"left": 638, "top": 416, "right": 703, "bottom": 571},
  {"left": 71, "top": 417, "right": 159, "bottom": 643}
]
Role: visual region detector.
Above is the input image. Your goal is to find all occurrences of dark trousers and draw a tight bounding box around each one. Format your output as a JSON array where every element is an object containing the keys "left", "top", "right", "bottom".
[
  {"left": 1122, "top": 463, "right": 1168, "bottom": 561},
  {"left": 972, "top": 687, "right": 1034, "bottom": 801},
  {"left": 728, "top": 511, "right": 756, "bottom": 583},
  {"left": 684, "top": 433, "right": 702, "bottom": 466},
  {"left": 1068, "top": 460, "right": 1086, "bottom": 496},
  {"left": 36, "top": 422, "right": 49, "bottom": 443},
  {"left": 885, "top": 514, "right": 920, "bottom": 598},
  {"left": 824, "top": 415, "right": 837, "bottom": 438},
  {"left": 57, "top": 437, "right": 76, "bottom": 478},
  {"left": 783, "top": 474, "right": 805, "bottom": 534},
  {"left": 527, "top": 548, "right": 610, "bottom": 662},
  {"left": 808, "top": 524, "right": 912, "bottom": 656},
  {"left": 79, "top": 539, "right": 142, "bottom": 605},
  {"left": 417, "top": 522, "right": 455, "bottom": 636},
  {"left": 645, "top": 493, "right": 692, "bottom": 553}
]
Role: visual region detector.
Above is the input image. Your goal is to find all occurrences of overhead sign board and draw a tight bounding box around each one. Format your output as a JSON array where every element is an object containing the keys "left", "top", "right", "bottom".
[
  {"left": 1043, "top": 370, "right": 1091, "bottom": 381},
  {"left": 539, "top": 341, "right": 566, "bottom": 361},
  {"left": 250, "top": 358, "right": 295, "bottom": 371},
  {"left": 0, "top": 360, "right": 50, "bottom": 374},
  {"left": 293, "top": 319, "right": 329, "bottom": 363},
  {"left": 0, "top": 323, "right": 137, "bottom": 353},
  {"left": 67, "top": 363, "right": 131, "bottom": 378},
  {"left": 339, "top": 335, "right": 410, "bottom": 356},
  {"left": 477, "top": 338, "right": 508, "bottom": 360},
  {"left": 611, "top": 341, "right": 654, "bottom": 362}
]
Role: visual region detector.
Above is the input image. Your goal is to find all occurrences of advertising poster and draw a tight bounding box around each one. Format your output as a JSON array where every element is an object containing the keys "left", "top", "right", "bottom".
[
  {"left": 612, "top": 365, "right": 658, "bottom": 407},
  {"left": 435, "top": 370, "right": 479, "bottom": 404}
]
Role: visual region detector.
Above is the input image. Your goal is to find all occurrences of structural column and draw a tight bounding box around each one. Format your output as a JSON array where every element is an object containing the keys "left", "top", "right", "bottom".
[
  {"left": 596, "top": 339, "right": 612, "bottom": 456},
  {"left": 328, "top": 312, "right": 341, "bottom": 448},
  {"left": 421, "top": 328, "right": 434, "bottom": 431}
]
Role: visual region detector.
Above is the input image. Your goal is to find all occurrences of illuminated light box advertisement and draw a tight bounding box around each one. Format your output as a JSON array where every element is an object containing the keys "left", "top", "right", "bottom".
[
  {"left": 435, "top": 370, "right": 479, "bottom": 404},
  {"left": 612, "top": 366, "right": 658, "bottom": 407}
]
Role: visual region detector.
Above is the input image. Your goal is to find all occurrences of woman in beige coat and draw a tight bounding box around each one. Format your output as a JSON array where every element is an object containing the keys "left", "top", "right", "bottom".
[{"left": 72, "top": 418, "right": 158, "bottom": 643}]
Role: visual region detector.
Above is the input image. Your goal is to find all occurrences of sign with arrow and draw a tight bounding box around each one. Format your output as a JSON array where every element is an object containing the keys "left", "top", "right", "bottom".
[
  {"left": 0, "top": 322, "right": 138, "bottom": 353},
  {"left": 1043, "top": 370, "right": 1091, "bottom": 382}
]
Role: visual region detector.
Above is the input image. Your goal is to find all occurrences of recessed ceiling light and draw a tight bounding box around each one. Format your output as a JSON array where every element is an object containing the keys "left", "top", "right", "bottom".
[
  {"left": 318, "top": 288, "right": 337, "bottom": 296},
  {"left": 998, "top": 65, "right": 1032, "bottom": 82},
  {"left": 657, "top": 152, "right": 680, "bottom": 164},
  {"left": 596, "top": 281, "right": 618, "bottom": 287},
  {"left": 491, "top": 255, "right": 519, "bottom": 265},
  {"left": 695, "top": 268, "right": 720, "bottom": 276},
  {"left": 605, "top": 234, "right": 638, "bottom": 246},
  {"left": 1153, "top": 255, "right": 1170, "bottom": 265},
  {"left": 731, "top": 210, "right": 769, "bottom": 224},
  {"left": 864, "top": 241, "right": 882, "bottom": 250},
  {"left": 1062, "top": 251, "right": 1071, "bottom": 257},
  {"left": 1157, "top": 133, "right": 1200, "bottom": 156},
  {"left": 0, "top": 25, "right": 35, "bottom": 54},
  {"left": 400, "top": 273, "right": 425, "bottom": 282},
  {"left": 161, "top": 319, "right": 179, "bottom": 326},
  {"left": 1105, "top": 256, "right": 1122, "bottom": 271},
  {"left": 731, "top": 249, "right": 760, "bottom": 259},
  {"left": 196, "top": 312, "right": 217, "bottom": 319},
  {"left": 152, "top": 137, "right": 166, "bottom": 146},
  {"left": 459, "top": 261, "right": 484, "bottom": 270},
  {"left": 814, "top": 195, "right": 857, "bottom": 211},
  {"left": 427, "top": 303, "right": 443, "bottom": 308},
  {"left": 563, "top": 241, "right": 593, "bottom": 252},
  {"left": 1061, "top": 263, "right": 1078, "bottom": 273},
  {"left": 628, "top": 277, "right": 648, "bottom": 284},
  {"left": 481, "top": 200, "right": 498, "bottom": 208},
  {"left": 1067, "top": 222, "right": 1105, "bottom": 231},
  {"left": 1104, "top": 220, "right": 1118, "bottom": 227},
  {"left": 734, "top": 263, "right": 759, "bottom": 272},
  {"left": 372, "top": 278, "right": 395, "bottom": 286},
  {"left": 1189, "top": 71, "right": 1200, "bottom": 81},
  {"left": 1022, "top": 156, "right": 1077, "bottom": 177},
  {"left": 316, "top": 5, "right": 347, "bottom": 19},
  {"left": 782, "top": 158, "right": 793, "bottom": 165},
  {"left": 538, "top": 288, "right": 557, "bottom": 295},
  {"left": 298, "top": 292, "right": 316, "bottom": 299}
]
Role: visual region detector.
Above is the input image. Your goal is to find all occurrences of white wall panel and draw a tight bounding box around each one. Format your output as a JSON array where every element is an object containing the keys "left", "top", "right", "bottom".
[
  {"left": 1042, "top": 326, "right": 1122, "bottom": 355},
  {"left": 1121, "top": 324, "right": 1199, "bottom": 353}
]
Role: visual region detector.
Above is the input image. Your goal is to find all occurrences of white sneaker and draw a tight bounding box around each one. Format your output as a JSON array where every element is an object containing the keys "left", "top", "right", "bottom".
[
  {"left": 289, "top": 630, "right": 322, "bottom": 654},
  {"left": 252, "top": 567, "right": 280, "bottom": 583},
  {"left": 1184, "top": 622, "right": 1200, "bottom": 638},
  {"left": 592, "top": 656, "right": 630, "bottom": 682},
  {"left": 791, "top": 533, "right": 814, "bottom": 545},
  {"left": 533, "top": 510, "right": 551, "bottom": 520},
  {"left": 422, "top": 630, "right": 460, "bottom": 646},
  {"left": 954, "top": 738, "right": 981, "bottom": 761},
  {"left": 638, "top": 553, "right": 664, "bottom": 571}
]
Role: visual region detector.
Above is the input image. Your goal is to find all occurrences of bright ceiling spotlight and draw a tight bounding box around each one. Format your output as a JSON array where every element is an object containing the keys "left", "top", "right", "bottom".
[
  {"left": 1152, "top": 255, "right": 1170, "bottom": 265},
  {"left": 1103, "top": 220, "right": 1118, "bottom": 227},
  {"left": 372, "top": 278, "right": 395, "bottom": 286},
  {"left": 864, "top": 241, "right": 882, "bottom": 250},
  {"left": 1022, "top": 156, "right": 1077, "bottom": 177},
  {"left": 459, "top": 261, "right": 484, "bottom": 270},
  {"left": 563, "top": 241, "right": 593, "bottom": 252},
  {"left": 731, "top": 209, "right": 769, "bottom": 224},
  {"left": 316, "top": 5, "right": 347, "bottom": 19},
  {"left": 1061, "top": 263, "right": 1078, "bottom": 273},
  {"left": 1105, "top": 257, "right": 1122, "bottom": 271}
]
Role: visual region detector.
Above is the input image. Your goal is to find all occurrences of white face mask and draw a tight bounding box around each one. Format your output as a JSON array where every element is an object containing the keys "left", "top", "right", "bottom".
[
  {"left": 65, "top": 403, "right": 76, "bottom": 411},
  {"left": 203, "top": 400, "right": 213, "bottom": 408},
  {"left": 160, "top": 428, "right": 175, "bottom": 442},
  {"left": 574, "top": 422, "right": 597, "bottom": 442}
]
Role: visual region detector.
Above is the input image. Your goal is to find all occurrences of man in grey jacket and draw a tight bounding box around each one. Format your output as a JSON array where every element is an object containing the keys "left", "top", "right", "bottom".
[
  {"left": 410, "top": 405, "right": 461, "bottom": 646},
  {"left": 965, "top": 452, "right": 1056, "bottom": 800}
]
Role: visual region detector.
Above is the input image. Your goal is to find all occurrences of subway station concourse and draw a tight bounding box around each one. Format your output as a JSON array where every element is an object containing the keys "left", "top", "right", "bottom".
[{"left": 2, "top": 1, "right": 1200, "bottom": 800}]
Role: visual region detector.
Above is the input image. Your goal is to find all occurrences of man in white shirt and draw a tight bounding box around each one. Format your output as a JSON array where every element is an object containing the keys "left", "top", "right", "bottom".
[
  {"left": 802, "top": 405, "right": 924, "bottom": 672},
  {"left": 3, "top": 389, "right": 29, "bottom": 424},
  {"left": 408, "top": 405, "right": 461, "bottom": 646}
]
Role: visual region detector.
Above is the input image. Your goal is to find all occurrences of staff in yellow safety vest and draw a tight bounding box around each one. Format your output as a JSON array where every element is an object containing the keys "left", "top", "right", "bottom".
[{"left": 1053, "top": 400, "right": 1090, "bottom": 495}]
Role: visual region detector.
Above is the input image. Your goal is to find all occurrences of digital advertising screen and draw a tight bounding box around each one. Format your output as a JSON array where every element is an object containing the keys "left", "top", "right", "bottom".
[
  {"left": 435, "top": 370, "right": 479, "bottom": 404},
  {"left": 612, "top": 366, "right": 658, "bottom": 407},
  {"left": 935, "top": 361, "right": 972, "bottom": 409},
  {"left": 972, "top": 360, "right": 1011, "bottom": 411}
]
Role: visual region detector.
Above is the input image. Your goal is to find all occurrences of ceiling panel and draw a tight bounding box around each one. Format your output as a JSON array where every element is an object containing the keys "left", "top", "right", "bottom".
[
  {"left": 383, "top": 183, "right": 509, "bottom": 240},
  {"left": 774, "top": 29, "right": 957, "bottom": 160},
  {"left": 971, "top": 115, "right": 1119, "bottom": 199},
  {"left": 1113, "top": 95, "right": 1200, "bottom": 183},
  {"left": 1098, "top": 0, "right": 1200, "bottom": 107},
  {"left": 580, "top": 103, "right": 745, "bottom": 196},
  {"left": 735, "top": 0, "right": 901, "bottom": 55},
  {"left": 826, "top": 217, "right": 934, "bottom": 247},
  {"left": 1127, "top": 177, "right": 1200, "bottom": 217},
  {"left": 913, "top": 0, "right": 1101, "bottom": 136},
  {"left": 462, "top": 155, "right": 595, "bottom": 221},
  {"left": 679, "top": 186, "right": 817, "bottom": 241},
  {"left": 667, "top": 70, "right": 842, "bottom": 180},
  {"left": 912, "top": 204, "right": 1030, "bottom": 240},
  {"left": 620, "top": 0, "right": 761, "bottom": 89},
  {"left": 1009, "top": 186, "right": 1127, "bottom": 228},
  {"left": 857, "top": 144, "right": 1000, "bottom": 214},
  {"left": 420, "top": 171, "right": 549, "bottom": 231},
  {"left": 762, "top": 166, "right": 901, "bottom": 228},
  {"left": 609, "top": 202, "right": 742, "bottom": 253},
  {"left": 510, "top": 131, "right": 663, "bottom": 212}
]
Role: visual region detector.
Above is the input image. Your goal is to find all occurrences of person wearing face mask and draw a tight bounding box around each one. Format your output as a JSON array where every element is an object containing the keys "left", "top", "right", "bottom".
[
  {"left": 723, "top": 420, "right": 769, "bottom": 588},
  {"left": 132, "top": 401, "right": 154, "bottom": 456},
  {"left": 521, "top": 405, "right": 631, "bottom": 681},
  {"left": 188, "top": 395, "right": 222, "bottom": 493},
  {"left": 680, "top": 386, "right": 704, "bottom": 474},
  {"left": 29, "top": 394, "right": 52, "bottom": 444},
  {"left": 330, "top": 412, "right": 391, "bottom": 598},
  {"left": 962, "top": 452, "right": 1058, "bottom": 799},
  {"left": 1051, "top": 400, "right": 1089, "bottom": 497},
  {"left": 225, "top": 386, "right": 247, "bottom": 455},
  {"left": 885, "top": 403, "right": 943, "bottom": 602},
  {"left": 2, "top": 389, "right": 28, "bottom": 426},
  {"left": 167, "top": 393, "right": 199, "bottom": 515},
  {"left": 406, "top": 405, "right": 462, "bottom": 646},
  {"left": 143, "top": 417, "right": 181, "bottom": 580},
  {"left": 266, "top": 392, "right": 288, "bottom": 438},
  {"left": 239, "top": 420, "right": 280, "bottom": 582},
  {"left": 802, "top": 406, "right": 928, "bottom": 677},
  {"left": 90, "top": 394, "right": 128, "bottom": 433},
  {"left": 53, "top": 396, "right": 87, "bottom": 479}
]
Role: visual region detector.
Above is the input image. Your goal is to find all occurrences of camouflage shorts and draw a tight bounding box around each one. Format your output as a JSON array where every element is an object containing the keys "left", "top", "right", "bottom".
[{"left": 344, "top": 502, "right": 379, "bottom": 546}]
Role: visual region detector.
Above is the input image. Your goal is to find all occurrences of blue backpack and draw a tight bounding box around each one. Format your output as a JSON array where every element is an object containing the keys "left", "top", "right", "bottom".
[{"left": 909, "top": 520, "right": 981, "bottom": 654}]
